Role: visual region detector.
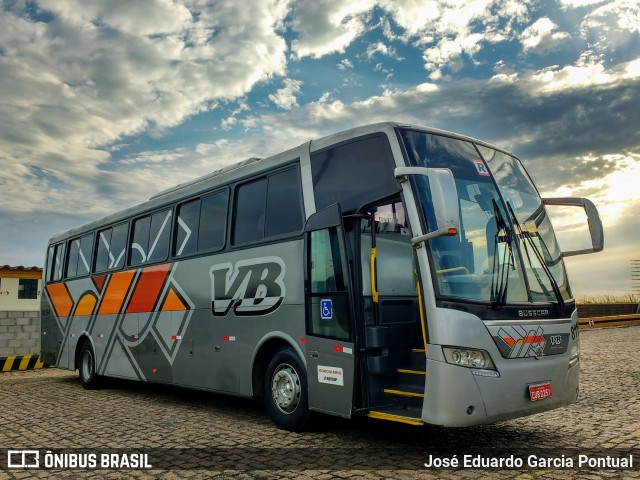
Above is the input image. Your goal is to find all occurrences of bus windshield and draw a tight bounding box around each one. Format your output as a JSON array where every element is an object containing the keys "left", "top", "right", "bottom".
[{"left": 399, "top": 129, "right": 572, "bottom": 305}]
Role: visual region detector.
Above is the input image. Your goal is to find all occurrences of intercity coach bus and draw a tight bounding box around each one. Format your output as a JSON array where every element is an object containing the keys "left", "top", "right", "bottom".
[{"left": 41, "top": 122, "right": 603, "bottom": 431}]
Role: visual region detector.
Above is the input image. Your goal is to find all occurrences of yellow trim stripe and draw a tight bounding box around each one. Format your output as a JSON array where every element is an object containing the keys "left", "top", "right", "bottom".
[
  {"left": 416, "top": 276, "right": 427, "bottom": 352},
  {"left": 411, "top": 348, "right": 426, "bottom": 353},
  {"left": 579, "top": 315, "right": 640, "bottom": 329},
  {"left": 368, "top": 411, "right": 423, "bottom": 426},
  {"left": 370, "top": 247, "right": 379, "bottom": 303},
  {"left": 383, "top": 388, "right": 425, "bottom": 398},
  {"left": 397, "top": 368, "right": 426, "bottom": 375}
]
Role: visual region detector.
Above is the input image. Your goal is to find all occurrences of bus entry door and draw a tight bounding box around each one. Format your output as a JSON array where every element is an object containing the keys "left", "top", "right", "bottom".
[{"left": 305, "top": 205, "right": 355, "bottom": 418}]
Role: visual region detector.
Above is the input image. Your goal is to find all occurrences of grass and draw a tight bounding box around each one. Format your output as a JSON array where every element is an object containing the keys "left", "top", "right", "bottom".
[{"left": 577, "top": 294, "right": 640, "bottom": 304}]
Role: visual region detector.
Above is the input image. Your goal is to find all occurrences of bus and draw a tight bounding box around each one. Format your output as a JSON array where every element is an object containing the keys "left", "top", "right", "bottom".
[{"left": 41, "top": 122, "right": 603, "bottom": 431}]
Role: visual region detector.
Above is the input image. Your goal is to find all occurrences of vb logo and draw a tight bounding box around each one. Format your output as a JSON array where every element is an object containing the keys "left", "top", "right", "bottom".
[{"left": 210, "top": 256, "right": 286, "bottom": 317}]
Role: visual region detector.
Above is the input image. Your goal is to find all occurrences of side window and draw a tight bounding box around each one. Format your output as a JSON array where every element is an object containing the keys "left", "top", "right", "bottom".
[
  {"left": 66, "top": 239, "right": 80, "bottom": 278},
  {"left": 130, "top": 216, "right": 151, "bottom": 265},
  {"left": 46, "top": 246, "right": 54, "bottom": 282},
  {"left": 175, "top": 199, "right": 200, "bottom": 257},
  {"left": 311, "top": 134, "right": 399, "bottom": 213},
  {"left": 130, "top": 209, "right": 172, "bottom": 266},
  {"left": 199, "top": 191, "right": 228, "bottom": 252},
  {"left": 307, "top": 227, "right": 350, "bottom": 340},
  {"left": 232, "top": 166, "right": 303, "bottom": 245},
  {"left": 265, "top": 168, "right": 304, "bottom": 238},
  {"left": 233, "top": 178, "right": 267, "bottom": 245},
  {"left": 95, "top": 223, "right": 129, "bottom": 272},
  {"left": 51, "top": 243, "right": 65, "bottom": 282},
  {"left": 66, "top": 233, "right": 94, "bottom": 278},
  {"left": 175, "top": 190, "right": 228, "bottom": 257}
]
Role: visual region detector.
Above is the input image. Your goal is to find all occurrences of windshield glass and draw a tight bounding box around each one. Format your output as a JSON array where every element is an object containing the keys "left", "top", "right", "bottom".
[
  {"left": 478, "top": 146, "right": 571, "bottom": 302},
  {"left": 400, "top": 129, "right": 571, "bottom": 305}
]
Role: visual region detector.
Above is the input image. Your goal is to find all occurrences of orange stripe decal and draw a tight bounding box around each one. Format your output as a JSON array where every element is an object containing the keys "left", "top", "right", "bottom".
[
  {"left": 161, "top": 288, "right": 187, "bottom": 312},
  {"left": 75, "top": 293, "right": 98, "bottom": 317},
  {"left": 98, "top": 270, "right": 136, "bottom": 315},
  {"left": 93, "top": 275, "right": 107, "bottom": 292},
  {"left": 46, "top": 283, "right": 74, "bottom": 318},
  {"left": 127, "top": 264, "right": 171, "bottom": 313}
]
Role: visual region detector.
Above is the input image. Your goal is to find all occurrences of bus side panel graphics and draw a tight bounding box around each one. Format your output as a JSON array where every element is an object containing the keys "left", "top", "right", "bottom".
[
  {"left": 44, "top": 263, "right": 194, "bottom": 380},
  {"left": 210, "top": 256, "right": 286, "bottom": 317}
]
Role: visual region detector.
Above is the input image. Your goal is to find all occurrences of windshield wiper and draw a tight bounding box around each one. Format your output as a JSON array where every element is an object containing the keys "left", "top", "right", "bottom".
[
  {"left": 490, "top": 199, "right": 514, "bottom": 307},
  {"left": 506, "top": 202, "right": 565, "bottom": 308}
]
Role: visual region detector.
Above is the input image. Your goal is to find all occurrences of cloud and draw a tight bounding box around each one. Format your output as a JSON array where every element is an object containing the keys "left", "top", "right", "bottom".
[
  {"left": 289, "top": 0, "right": 374, "bottom": 59},
  {"left": 558, "top": 0, "right": 607, "bottom": 7},
  {"left": 563, "top": 203, "right": 640, "bottom": 296},
  {"left": 288, "top": 0, "right": 532, "bottom": 76},
  {"left": 0, "top": 0, "right": 289, "bottom": 216},
  {"left": 337, "top": 58, "right": 354, "bottom": 70},
  {"left": 378, "top": 0, "right": 533, "bottom": 77},
  {"left": 579, "top": 0, "right": 640, "bottom": 53},
  {"left": 365, "top": 41, "right": 402, "bottom": 60},
  {"left": 520, "top": 17, "right": 570, "bottom": 53},
  {"left": 268, "top": 79, "right": 303, "bottom": 110}
]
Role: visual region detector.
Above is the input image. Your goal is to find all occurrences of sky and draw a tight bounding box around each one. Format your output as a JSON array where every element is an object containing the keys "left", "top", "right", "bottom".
[{"left": 0, "top": 0, "right": 638, "bottom": 298}]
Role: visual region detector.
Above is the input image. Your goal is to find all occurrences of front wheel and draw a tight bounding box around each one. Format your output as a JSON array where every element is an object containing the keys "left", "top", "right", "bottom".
[
  {"left": 78, "top": 341, "right": 100, "bottom": 390},
  {"left": 264, "top": 348, "right": 309, "bottom": 431}
]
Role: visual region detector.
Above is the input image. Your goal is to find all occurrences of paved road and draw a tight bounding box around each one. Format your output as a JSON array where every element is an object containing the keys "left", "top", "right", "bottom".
[{"left": 1, "top": 326, "right": 639, "bottom": 479}]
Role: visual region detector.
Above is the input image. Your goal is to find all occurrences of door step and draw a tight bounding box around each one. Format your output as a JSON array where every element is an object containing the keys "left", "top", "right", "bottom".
[
  {"left": 367, "top": 406, "right": 423, "bottom": 425},
  {"left": 383, "top": 388, "right": 424, "bottom": 398}
]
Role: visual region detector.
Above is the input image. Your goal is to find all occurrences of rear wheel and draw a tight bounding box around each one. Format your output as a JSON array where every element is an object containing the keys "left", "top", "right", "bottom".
[
  {"left": 78, "top": 341, "right": 100, "bottom": 390},
  {"left": 264, "top": 348, "right": 309, "bottom": 431}
]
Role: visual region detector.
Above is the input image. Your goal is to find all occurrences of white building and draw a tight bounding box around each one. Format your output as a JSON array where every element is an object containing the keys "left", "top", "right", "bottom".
[{"left": 0, "top": 265, "right": 42, "bottom": 312}]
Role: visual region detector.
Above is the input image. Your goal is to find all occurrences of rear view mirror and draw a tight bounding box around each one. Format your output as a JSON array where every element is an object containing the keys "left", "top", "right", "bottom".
[
  {"left": 394, "top": 167, "right": 460, "bottom": 244},
  {"left": 543, "top": 197, "right": 604, "bottom": 256}
]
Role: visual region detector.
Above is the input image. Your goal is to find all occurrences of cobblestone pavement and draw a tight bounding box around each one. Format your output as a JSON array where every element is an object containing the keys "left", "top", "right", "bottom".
[{"left": 1, "top": 326, "right": 638, "bottom": 479}]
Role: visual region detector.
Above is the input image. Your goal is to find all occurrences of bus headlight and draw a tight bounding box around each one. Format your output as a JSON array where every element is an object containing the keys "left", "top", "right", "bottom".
[
  {"left": 569, "top": 341, "right": 580, "bottom": 369},
  {"left": 442, "top": 347, "right": 496, "bottom": 370}
]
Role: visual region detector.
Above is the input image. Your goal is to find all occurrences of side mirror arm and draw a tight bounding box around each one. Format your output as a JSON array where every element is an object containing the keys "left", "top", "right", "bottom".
[{"left": 543, "top": 197, "right": 604, "bottom": 256}]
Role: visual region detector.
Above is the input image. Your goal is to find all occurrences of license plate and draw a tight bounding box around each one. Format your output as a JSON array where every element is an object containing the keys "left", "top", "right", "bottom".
[{"left": 529, "top": 383, "right": 553, "bottom": 401}]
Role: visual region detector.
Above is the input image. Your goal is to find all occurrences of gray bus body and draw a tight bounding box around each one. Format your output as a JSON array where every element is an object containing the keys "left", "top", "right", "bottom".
[{"left": 41, "top": 122, "right": 602, "bottom": 430}]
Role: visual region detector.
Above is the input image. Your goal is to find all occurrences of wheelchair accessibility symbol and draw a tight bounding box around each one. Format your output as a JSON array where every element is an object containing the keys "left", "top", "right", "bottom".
[{"left": 321, "top": 299, "right": 333, "bottom": 320}]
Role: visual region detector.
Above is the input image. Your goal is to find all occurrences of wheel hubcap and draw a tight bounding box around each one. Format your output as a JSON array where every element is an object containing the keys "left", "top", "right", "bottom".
[
  {"left": 271, "top": 364, "right": 301, "bottom": 414},
  {"left": 81, "top": 350, "right": 93, "bottom": 382}
]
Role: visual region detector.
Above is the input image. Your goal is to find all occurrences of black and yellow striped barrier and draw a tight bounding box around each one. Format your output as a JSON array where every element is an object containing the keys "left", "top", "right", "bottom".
[
  {"left": 579, "top": 314, "right": 640, "bottom": 329},
  {"left": 0, "top": 355, "right": 49, "bottom": 372}
]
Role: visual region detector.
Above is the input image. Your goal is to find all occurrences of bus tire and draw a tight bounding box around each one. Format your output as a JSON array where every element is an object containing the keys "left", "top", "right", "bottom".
[
  {"left": 78, "top": 341, "right": 100, "bottom": 390},
  {"left": 264, "top": 348, "right": 309, "bottom": 432}
]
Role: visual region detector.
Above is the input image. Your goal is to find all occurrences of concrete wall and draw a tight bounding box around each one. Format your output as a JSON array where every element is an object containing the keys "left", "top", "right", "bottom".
[
  {"left": 0, "top": 310, "right": 40, "bottom": 357},
  {"left": 576, "top": 303, "right": 639, "bottom": 318}
]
